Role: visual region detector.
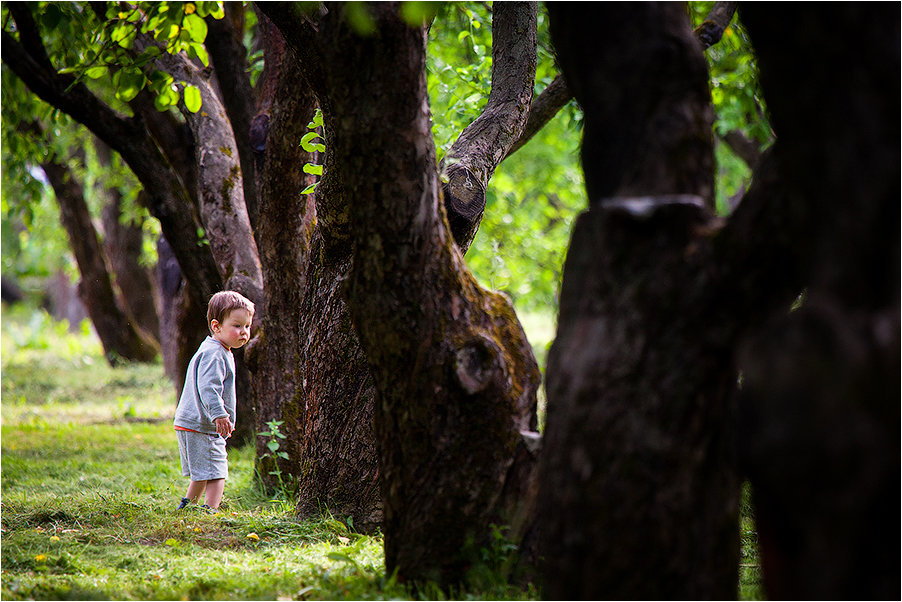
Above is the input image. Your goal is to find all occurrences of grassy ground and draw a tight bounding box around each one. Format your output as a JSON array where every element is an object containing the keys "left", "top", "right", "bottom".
[{"left": 1, "top": 305, "right": 761, "bottom": 600}]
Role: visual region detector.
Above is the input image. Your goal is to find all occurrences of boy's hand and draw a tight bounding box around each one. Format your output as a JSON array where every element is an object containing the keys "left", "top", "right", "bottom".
[{"left": 214, "top": 416, "right": 234, "bottom": 439}]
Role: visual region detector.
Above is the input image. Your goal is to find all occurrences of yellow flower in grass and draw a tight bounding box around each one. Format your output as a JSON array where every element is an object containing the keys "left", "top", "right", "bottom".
[
  {"left": 246, "top": 532, "right": 260, "bottom": 541},
  {"left": 49, "top": 536, "right": 60, "bottom": 542},
  {"left": 34, "top": 554, "right": 47, "bottom": 562}
]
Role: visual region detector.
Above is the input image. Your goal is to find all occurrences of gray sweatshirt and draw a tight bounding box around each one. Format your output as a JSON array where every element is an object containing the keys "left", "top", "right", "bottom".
[{"left": 174, "top": 336, "right": 236, "bottom": 435}]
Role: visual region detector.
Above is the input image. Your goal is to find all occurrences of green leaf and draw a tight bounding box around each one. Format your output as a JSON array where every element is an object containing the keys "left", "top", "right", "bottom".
[
  {"left": 114, "top": 69, "right": 147, "bottom": 103},
  {"left": 308, "top": 108, "right": 324, "bottom": 128},
  {"left": 201, "top": 2, "right": 225, "bottom": 19},
  {"left": 344, "top": 2, "right": 376, "bottom": 35},
  {"left": 154, "top": 84, "right": 179, "bottom": 111},
  {"left": 301, "top": 183, "right": 318, "bottom": 195},
  {"left": 266, "top": 440, "right": 280, "bottom": 452},
  {"left": 400, "top": 2, "right": 440, "bottom": 26},
  {"left": 40, "top": 4, "right": 63, "bottom": 30},
  {"left": 85, "top": 65, "right": 108, "bottom": 79},
  {"left": 303, "top": 163, "right": 323, "bottom": 176},
  {"left": 183, "top": 85, "right": 202, "bottom": 113},
  {"left": 183, "top": 13, "right": 208, "bottom": 43},
  {"left": 300, "top": 132, "right": 325, "bottom": 153},
  {"left": 188, "top": 42, "right": 210, "bottom": 68}
]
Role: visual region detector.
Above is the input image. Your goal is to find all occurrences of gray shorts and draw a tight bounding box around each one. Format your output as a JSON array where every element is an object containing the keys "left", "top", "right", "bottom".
[{"left": 177, "top": 430, "right": 228, "bottom": 481}]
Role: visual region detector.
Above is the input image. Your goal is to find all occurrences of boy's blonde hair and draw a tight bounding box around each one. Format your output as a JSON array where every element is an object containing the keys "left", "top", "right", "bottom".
[{"left": 207, "top": 291, "right": 255, "bottom": 333}]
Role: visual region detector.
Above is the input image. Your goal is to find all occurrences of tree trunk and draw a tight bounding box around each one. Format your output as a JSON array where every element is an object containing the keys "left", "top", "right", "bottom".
[
  {"left": 291, "top": 234, "right": 382, "bottom": 532},
  {"left": 93, "top": 141, "right": 161, "bottom": 342},
  {"left": 264, "top": 2, "right": 541, "bottom": 585},
  {"left": 100, "top": 189, "right": 161, "bottom": 343},
  {"left": 539, "top": 5, "right": 739, "bottom": 599},
  {"left": 737, "top": 5, "right": 900, "bottom": 598},
  {"left": 156, "top": 236, "right": 208, "bottom": 396},
  {"left": 41, "top": 154, "right": 159, "bottom": 364},
  {"left": 247, "top": 34, "right": 321, "bottom": 492},
  {"left": 258, "top": 2, "right": 544, "bottom": 540}
]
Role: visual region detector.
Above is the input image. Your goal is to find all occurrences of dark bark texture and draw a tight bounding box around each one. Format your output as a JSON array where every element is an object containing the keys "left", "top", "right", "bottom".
[
  {"left": 264, "top": 2, "right": 541, "bottom": 585},
  {"left": 540, "top": 4, "right": 737, "bottom": 599},
  {"left": 737, "top": 5, "right": 900, "bottom": 599}
]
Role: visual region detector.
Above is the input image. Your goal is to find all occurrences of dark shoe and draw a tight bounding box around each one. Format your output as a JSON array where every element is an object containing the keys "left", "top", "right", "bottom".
[
  {"left": 176, "top": 497, "right": 191, "bottom": 510},
  {"left": 200, "top": 504, "right": 218, "bottom": 514}
]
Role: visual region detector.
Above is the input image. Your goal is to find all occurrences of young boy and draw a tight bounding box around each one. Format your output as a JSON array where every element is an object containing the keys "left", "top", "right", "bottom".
[{"left": 174, "top": 290, "right": 254, "bottom": 512}]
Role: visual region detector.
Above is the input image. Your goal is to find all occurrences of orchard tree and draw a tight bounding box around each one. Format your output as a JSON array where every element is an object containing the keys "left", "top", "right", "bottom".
[
  {"left": 539, "top": 2, "right": 897, "bottom": 599},
  {"left": 3, "top": 1, "right": 897, "bottom": 597}
]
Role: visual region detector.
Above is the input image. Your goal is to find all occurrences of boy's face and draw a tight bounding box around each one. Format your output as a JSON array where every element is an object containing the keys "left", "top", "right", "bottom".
[{"left": 211, "top": 308, "right": 253, "bottom": 350}]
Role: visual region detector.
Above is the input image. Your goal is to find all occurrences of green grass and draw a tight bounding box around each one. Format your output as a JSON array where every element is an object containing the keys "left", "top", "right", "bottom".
[
  {"left": 0, "top": 306, "right": 535, "bottom": 601},
  {"left": 1, "top": 305, "right": 762, "bottom": 600}
]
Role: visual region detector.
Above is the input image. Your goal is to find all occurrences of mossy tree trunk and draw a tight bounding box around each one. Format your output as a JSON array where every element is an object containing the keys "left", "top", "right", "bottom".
[{"left": 262, "top": 2, "right": 543, "bottom": 585}]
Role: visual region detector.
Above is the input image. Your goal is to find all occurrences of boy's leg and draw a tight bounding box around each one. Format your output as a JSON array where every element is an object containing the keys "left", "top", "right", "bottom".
[
  {"left": 204, "top": 478, "right": 225, "bottom": 509},
  {"left": 185, "top": 480, "right": 207, "bottom": 502}
]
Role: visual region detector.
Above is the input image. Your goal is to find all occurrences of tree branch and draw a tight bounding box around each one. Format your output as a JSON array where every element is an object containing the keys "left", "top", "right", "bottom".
[
  {"left": 505, "top": 1, "right": 740, "bottom": 165},
  {"left": 1, "top": 29, "right": 222, "bottom": 308},
  {"left": 504, "top": 72, "right": 571, "bottom": 160},
  {"left": 442, "top": 1, "right": 538, "bottom": 253},
  {"left": 694, "top": 1, "right": 739, "bottom": 49},
  {"left": 206, "top": 3, "right": 260, "bottom": 228},
  {"left": 146, "top": 40, "right": 264, "bottom": 305},
  {"left": 128, "top": 89, "right": 198, "bottom": 197},
  {"left": 6, "top": 3, "right": 55, "bottom": 71},
  {"left": 1, "top": 29, "right": 140, "bottom": 151}
]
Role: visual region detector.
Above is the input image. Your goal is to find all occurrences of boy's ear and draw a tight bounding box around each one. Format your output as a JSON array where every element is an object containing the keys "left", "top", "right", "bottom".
[{"left": 210, "top": 319, "right": 220, "bottom": 332}]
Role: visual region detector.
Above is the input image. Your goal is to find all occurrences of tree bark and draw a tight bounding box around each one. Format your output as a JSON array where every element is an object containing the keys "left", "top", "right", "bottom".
[
  {"left": 206, "top": 3, "right": 260, "bottom": 230},
  {"left": 737, "top": 5, "right": 900, "bottom": 598},
  {"left": 442, "top": 1, "right": 537, "bottom": 253},
  {"left": 156, "top": 236, "right": 208, "bottom": 395},
  {"left": 265, "top": 2, "right": 541, "bottom": 586},
  {"left": 148, "top": 43, "right": 264, "bottom": 307},
  {"left": 693, "top": 1, "right": 738, "bottom": 50},
  {"left": 540, "top": 4, "right": 738, "bottom": 599},
  {"left": 94, "top": 140, "right": 161, "bottom": 342},
  {"left": 41, "top": 152, "right": 159, "bottom": 364},
  {"left": 100, "top": 190, "right": 161, "bottom": 343},
  {"left": 246, "top": 31, "right": 319, "bottom": 490}
]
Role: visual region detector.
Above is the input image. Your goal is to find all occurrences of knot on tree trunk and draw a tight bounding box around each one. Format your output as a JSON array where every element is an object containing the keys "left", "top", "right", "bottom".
[
  {"left": 250, "top": 113, "right": 270, "bottom": 154},
  {"left": 441, "top": 162, "right": 486, "bottom": 252},
  {"left": 453, "top": 333, "right": 504, "bottom": 395}
]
